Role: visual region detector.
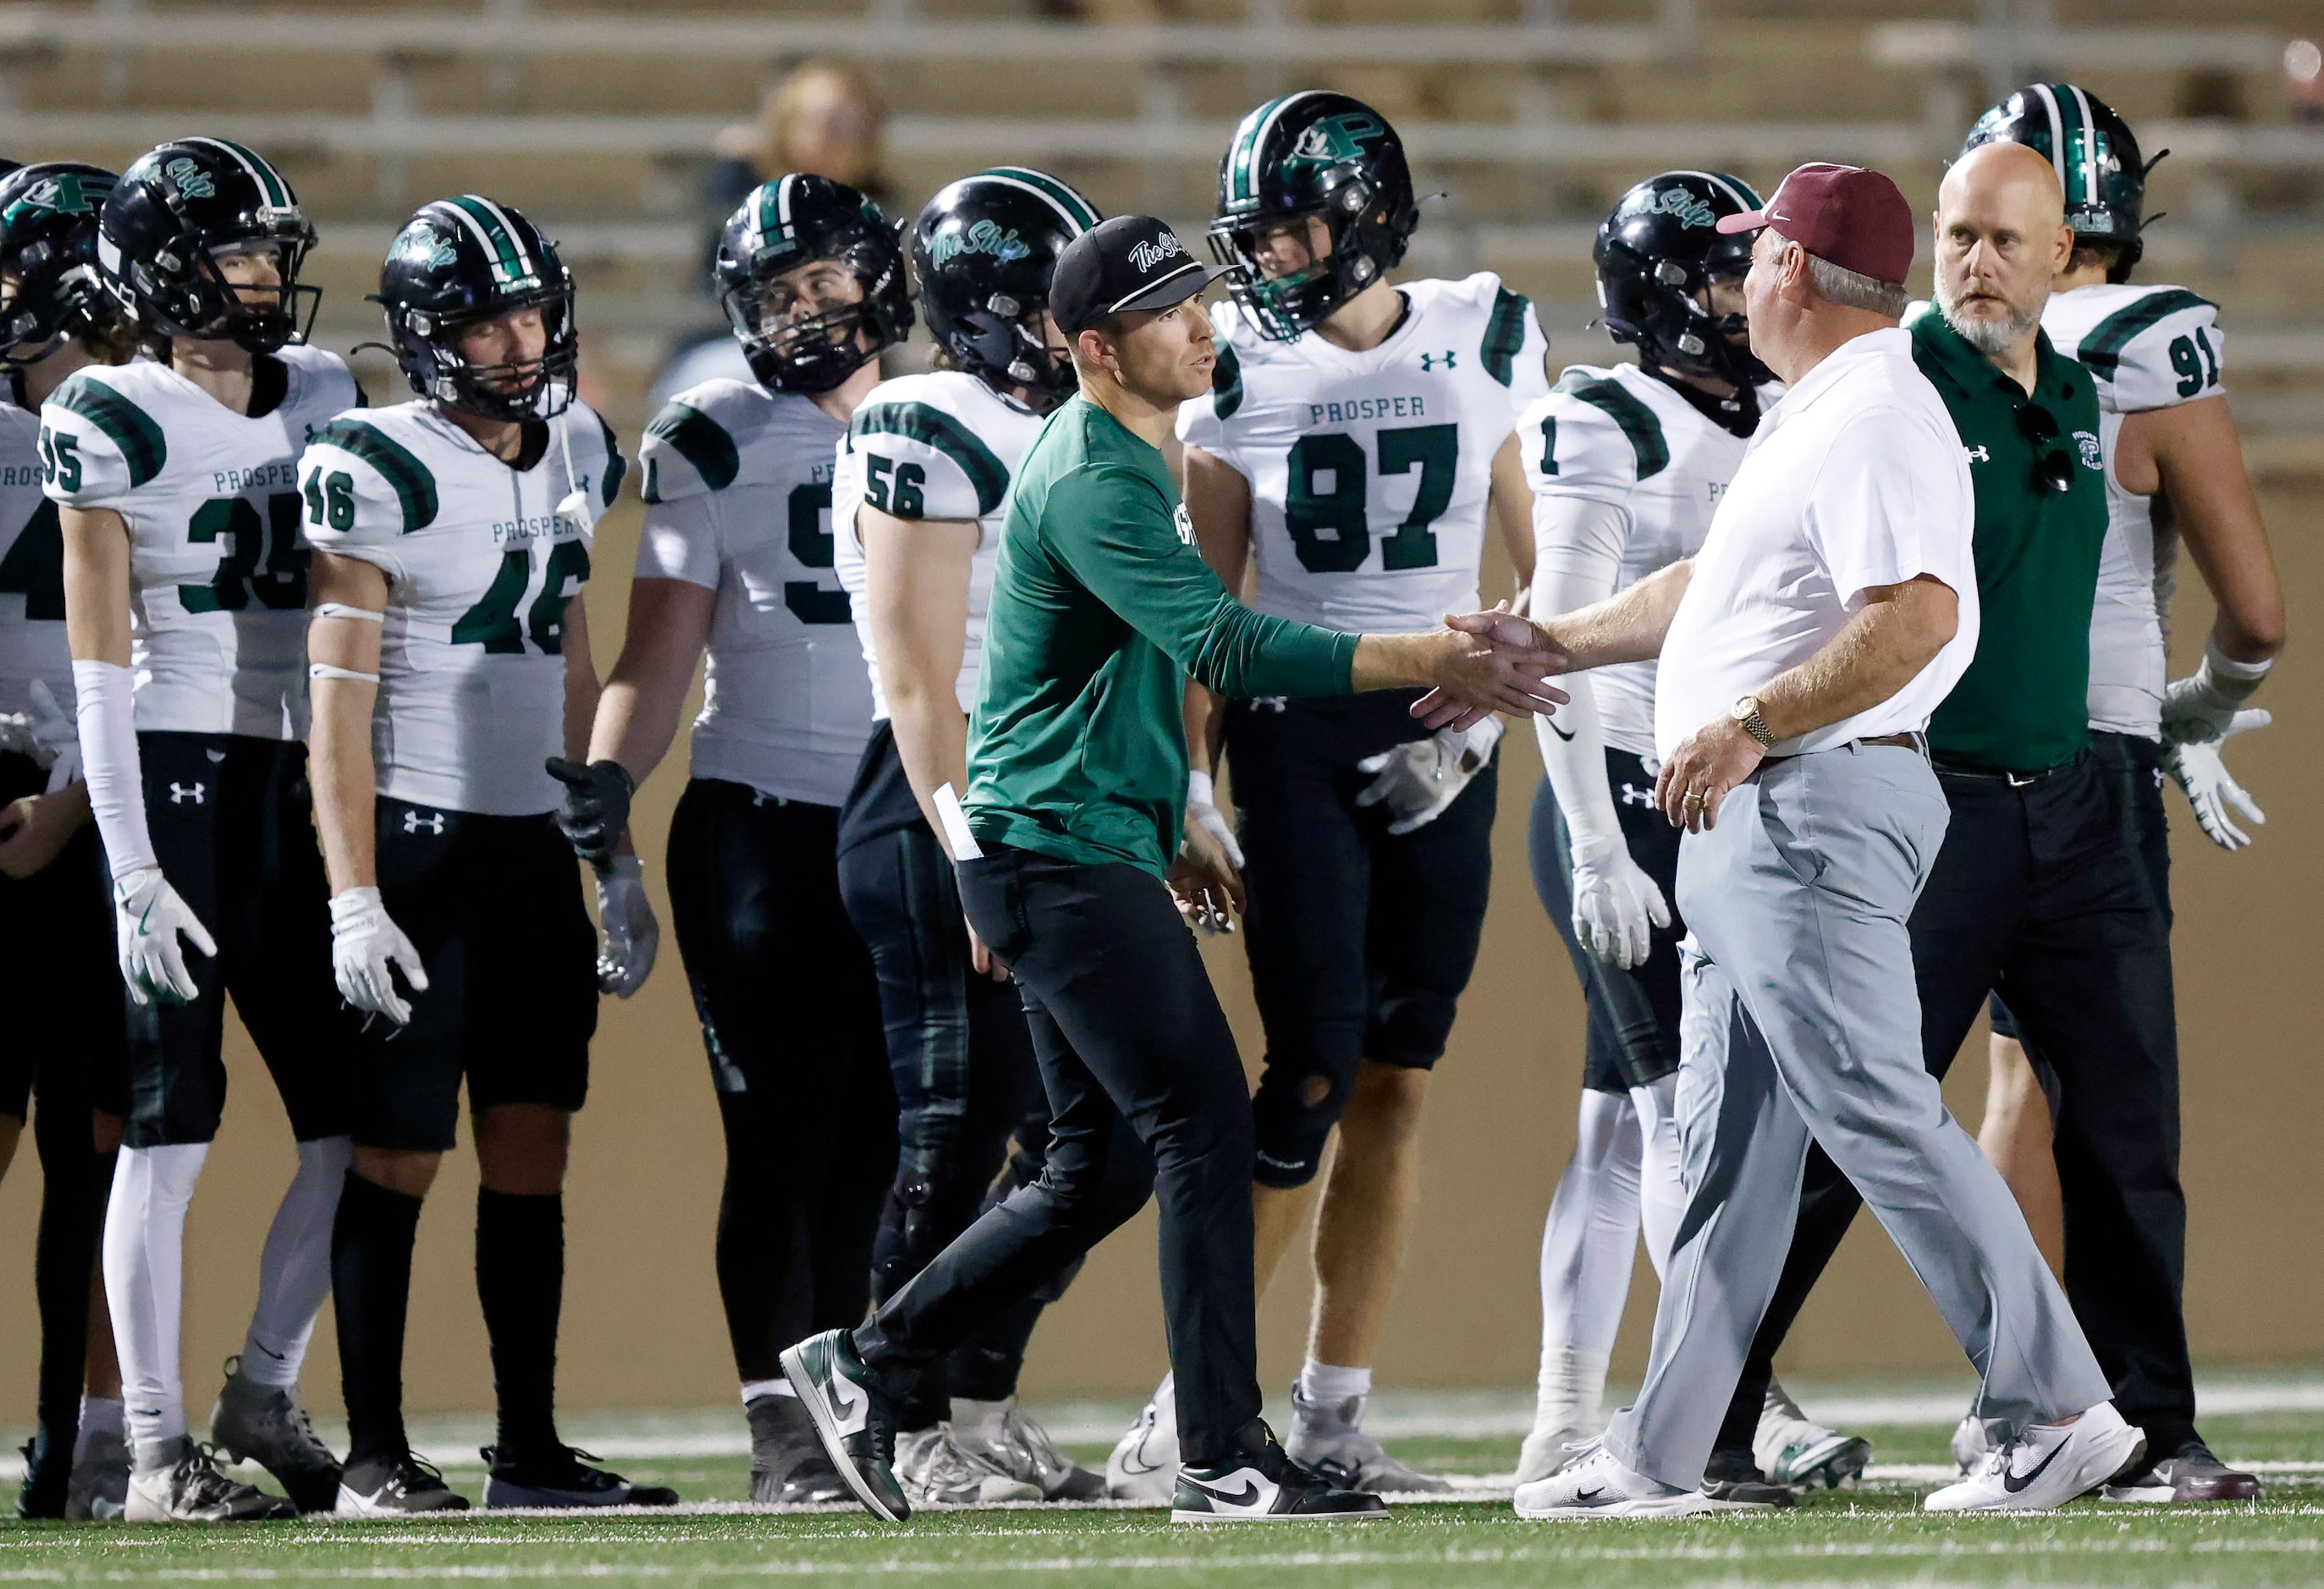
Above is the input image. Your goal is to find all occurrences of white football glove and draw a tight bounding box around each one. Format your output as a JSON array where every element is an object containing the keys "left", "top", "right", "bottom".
[
  {"left": 2164, "top": 707, "right": 2270, "bottom": 851},
  {"left": 1186, "top": 768, "right": 1244, "bottom": 870},
  {"left": 1355, "top": 717, "right": 1504, "bottom": 836},
  {"left": 26, "top": 680, "right": 79, "bottom": 791},
  {"left": 329, "top": 885, "right": 429, "bottom": 1026},
  {"left": 2161, "top": 642, "right": 2273, "bottom": 745},
  {"left": 1569, "top": 833, "right": 1671, "bottom": 970},
  {"left": 595, "top": 855, "right": 659, "bottom": 998},
  {"left": 112, "top": 866, "right": 218, "bottom": 1006}
]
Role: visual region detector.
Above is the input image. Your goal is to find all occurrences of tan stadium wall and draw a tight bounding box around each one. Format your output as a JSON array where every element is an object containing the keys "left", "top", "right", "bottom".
[{"left": 0, "top": 484, "right": 2316, "bottom": 1424}]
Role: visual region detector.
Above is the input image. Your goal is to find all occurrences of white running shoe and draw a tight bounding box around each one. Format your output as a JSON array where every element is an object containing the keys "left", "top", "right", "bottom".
[
  {"left": 1923, "top": 1402, "right": 2145, "bottom": 1513},
  {"left": 951, "top": 1398, "right": 1104, "bottom": 1500},
  {"left": 1513, "top": 1443, "right": 1715, "bottom": 1520},
  {"left": 1284, "top": 1383, "right": 1450, "bottom": 1494},
  {"left": 1754, "top": 1377, "right": 1872, "bottom": 1489},
  {"left": 1105, "top": 1373, "right": 1179, "bottom": 1503},
  {"left": 1517, "top": 1421, "right": 1593, "bottom": 1487},
  {"left": 1950, "top": 1409, "right": 2009, "bottom": 1476},
  {"left": 894, "top": 1426, "right": 1041, "bottom": 1507}
]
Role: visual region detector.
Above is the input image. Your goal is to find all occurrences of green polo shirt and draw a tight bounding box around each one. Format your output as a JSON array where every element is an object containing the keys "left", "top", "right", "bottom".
[
  {"left": 1909, "top": 312, "right": 2109, "bottom": 773},
  {"left": 964, "top": 395, "right": 1358, "bottom": 877}
]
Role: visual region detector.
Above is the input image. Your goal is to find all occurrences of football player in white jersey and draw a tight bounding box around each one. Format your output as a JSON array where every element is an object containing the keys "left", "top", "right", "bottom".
[
  {"left": 302, "top": 197, "right": 673, "bottom": 1515},
  {"left": 826, "top": 167, "right": 1107, "bottom": 1507},
  {"left": 1513, "top": 171, "right": 1807, "bottom": 1507},
  {"left": 0, "top": 160, "right": 136, "bottom": 1521},
  {"left": 1941, "top": 85, "right": 2283, "bottom": 1503},
  {"left": 557, "top": 173, "right": 906, "bottom": 1504},
  {"left": 51, "top": 138, "right": 357, "bottom": 1522},
  {"left": 1140, "top": 92, "right": 1549, "bottom": 1495}
]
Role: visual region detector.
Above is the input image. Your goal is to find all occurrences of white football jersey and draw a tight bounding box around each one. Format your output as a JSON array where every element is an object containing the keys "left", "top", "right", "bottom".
[
  {"left": 299, "top": 399, "right": 620, "bottom": 816},
  {"left": 1176, "top": 272, "right": 1551, "bottom": 633},
  {"left": 2041, "top": 282, "right": 2224, "bottom": 739},
  {"left": 1520, "top": 363, "right": 1760, "bottom": 758},
  {"left": 41, "top": 345, "right": 360, "bottom": 739},
  {"left": 0, "top": 399, "right": 74, "bottom": 723},
  {"left": 636, "top": 377, "right": 874, "bottom": 808},
  {"left": 832, "top": 371, "right": 1043, "bottom": 721}
]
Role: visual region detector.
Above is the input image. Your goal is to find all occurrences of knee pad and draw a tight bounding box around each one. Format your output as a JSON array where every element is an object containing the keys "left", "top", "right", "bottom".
[
  {"left": 1365, "top": 987, "right": 1461, "bottom": 1069},
  {"left": 1250, "top": 1060, "right": 1350, "bottom": 1190}
]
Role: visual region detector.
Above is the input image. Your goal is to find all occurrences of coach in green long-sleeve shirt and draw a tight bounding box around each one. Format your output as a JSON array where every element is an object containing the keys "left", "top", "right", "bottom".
[{"left": 788, "top": 217, "right": 1561, "bottom": 1527}]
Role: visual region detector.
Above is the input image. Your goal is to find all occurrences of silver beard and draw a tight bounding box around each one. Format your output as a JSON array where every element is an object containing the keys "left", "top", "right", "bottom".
[{"left": 1937, "top": 280, "right": 2039, "bottom": 356}]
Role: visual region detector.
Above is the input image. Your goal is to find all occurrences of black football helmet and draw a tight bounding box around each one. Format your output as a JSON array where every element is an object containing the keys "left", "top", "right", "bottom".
[
  {"left": 1594, "top": 171, "right": 1771, "bottom": 393},
  {"left": 1963, "top": 84, "right": 2158, "bottom": 282},
  {"left": 96, "top": 138, "right": 317, "bottom": 353},
  {"left": 375, "top": 195, "right": 577, "bottom": 422},
  {"left": 1207, "top": 91, "right": 1420, "bottom": 342},
  {"left": 716, "top": 173, "right": 911, "bottom": 394},
  {"left": 0, "top": 162, "right": 119, "bottom": 369},
  {"left": 911, "top": 166, "right": 1101, "bottom": 411}
]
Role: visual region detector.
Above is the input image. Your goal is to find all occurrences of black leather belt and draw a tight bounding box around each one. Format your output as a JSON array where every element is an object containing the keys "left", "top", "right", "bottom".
[{"left": 1930, "top": 757, "right": 2073, "bottom": 787}]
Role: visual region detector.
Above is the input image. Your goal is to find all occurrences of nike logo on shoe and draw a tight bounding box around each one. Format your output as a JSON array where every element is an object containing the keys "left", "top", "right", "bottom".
[
  {"left": 1574, "top": 1486, "right": 1605, "bottom": 1502},
  {"left": 827, "top": 1371, "right": 867, "bottom": 1435},
  {"left": 1187, "top": 1477, "right": 1259, "bottom": 1506},
  {"left": 2002, "top": 1438, "right": 2069, "bottom": 1493}
]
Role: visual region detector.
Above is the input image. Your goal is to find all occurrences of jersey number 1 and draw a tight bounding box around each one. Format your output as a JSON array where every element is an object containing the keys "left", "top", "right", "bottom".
[{"left": 1285, "top": 424, "right": 1457, "bottom": 575}]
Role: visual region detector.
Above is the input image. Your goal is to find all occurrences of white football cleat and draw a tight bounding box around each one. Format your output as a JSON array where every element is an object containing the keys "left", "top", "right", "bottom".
[
  {"left": 1513, "top": 1442, "right": 1715, "bottom": 1520},
  {"left": 894, "top": 1426, "right": 1040, "bottom": 1507},
  {"left": 1105, "top": 1373, "right": 1180, "bottom": 1503},
  {"left": 1284, "top": 1383, "right": 1449, "bottom": 1493},
  {"left": 1755, "top": 1377, "right": 1871, "bottom": 1489},
  {"left": 1923, "top": 1402, "right": 2145, "bottom": 1513},
  {"left": 1517, "top": 1421, "right": 1593, "bottom": 1487}
]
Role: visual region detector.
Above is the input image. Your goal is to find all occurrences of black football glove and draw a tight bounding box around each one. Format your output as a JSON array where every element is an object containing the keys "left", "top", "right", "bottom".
[{"left": 546, "top": 756, "right": 634, "bottom": 870}]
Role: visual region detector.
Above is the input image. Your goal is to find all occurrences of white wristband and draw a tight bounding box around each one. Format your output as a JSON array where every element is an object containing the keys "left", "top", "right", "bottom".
[
  {"left": 1188, "top": 769, "right": 1217, "bottom": 808},
  {"left": 312, "top": 602, "right": 383, "bottom": 624},
  {"left": 308, "top": 663, "right": 380, "bottom": 685},
  {"left": 70, "top": 657, "right": 158, "bottom": 881}
]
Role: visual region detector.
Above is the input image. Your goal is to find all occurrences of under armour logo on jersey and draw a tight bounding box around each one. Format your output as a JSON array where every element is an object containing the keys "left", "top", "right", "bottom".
[
  {"left": 1419, "top": 350, "right": 1457, "bottom": 371},
  {"left": 1619, "top": 782, "right": 1654, "bottom": 807},
  {"left": 403, "top": 810, "right": 445, "bottom": 836},
  {"left": 1964, "top": 444, "right": 1991, "bottom": 464},
  {"left": 168, "top": 781, "right": 204, "bottom": 805}
]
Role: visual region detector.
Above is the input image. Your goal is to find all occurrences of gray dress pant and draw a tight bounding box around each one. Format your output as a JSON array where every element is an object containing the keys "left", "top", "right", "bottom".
[{"left": 1602, "top": 742, "right": 2112, "bottom": 1490}]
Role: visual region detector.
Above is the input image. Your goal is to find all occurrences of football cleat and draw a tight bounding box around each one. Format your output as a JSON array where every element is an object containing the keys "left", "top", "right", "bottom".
[
  {"left": 209, "top": 1356, "right": 344, "bottom": 1515},
  {"left": 1171, "top": 1423, "right": 1385, "bottom": 1524},
  {"left": 1925, "top": 1402, "right": 2145, "bottom": 1513},
  {"left": 1283, "top": 1383, "right": 1450, "bottom": 1494},
  {"left": 950, "top": 1398, "right": 1105, "bottom": 1501},
  {"left": 335, "top": 1450, "right": 470, "bottom": 1515},
  {"left": 1699, "top": 1446, "right": 1796, "bottom": 1508},
  {"left": 1514, "top": 1442, "right": 1716, "bottom": 1520},
  {"left": 893, "top": 1426, "right": 1040, "bottom": 1507},
  {"left": 2100, "top": 1439, "right": 2261, "bottom": 1504},
  {"left": 64, "top": 1427, "right": 130, "bottom": 1521},
  {"left": 15, "top": 1431, "right": 69, "bottom": 1520},
  {"left": 1517, "top": 1422, "right": 1593, "bottom": 1487},
  {"left": 746, "top": 1393, "right": 849, "bottom": 1505},
  {"left": 1754, "top": 1377, "right": 1871, "bottom": 1489},
  {"left": 1106, "top": 1373, "right": 1181, "bottom": 1503},
  {"left": 124, "top": 1438, "right": 297, "bottom": 1522},
  {"left": 480, "top": 1444, "right": 679, "bottom": 1509},
  {"left": 781, "top": 1328, "right": 910, "bottom": 1521}
]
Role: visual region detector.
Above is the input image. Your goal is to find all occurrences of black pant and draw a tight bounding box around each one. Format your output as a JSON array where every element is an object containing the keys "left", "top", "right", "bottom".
[
  {"left": 666, "top": 780, "right": 895, "bottom": 1385},
  {"left": 1716, "top": 739, "right": 2193, "bottom": 1454},
  {"left": 855, "top": 842, "right": 1258, "bottom": 1464}
]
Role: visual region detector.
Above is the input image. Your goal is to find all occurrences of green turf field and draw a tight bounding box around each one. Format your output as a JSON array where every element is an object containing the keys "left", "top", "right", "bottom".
[{"left": 4, "top": 1395, "right": 2321, "bottom": 1586}]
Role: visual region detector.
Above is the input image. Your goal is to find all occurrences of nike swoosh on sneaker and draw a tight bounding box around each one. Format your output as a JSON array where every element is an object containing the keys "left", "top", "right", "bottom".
[
  {"left": 828, "top": 1372, "right": 867, "bottom": 1433},
  {"left": 1574, "top": 1486, "right": 1605, "bottom": 1503},
  {"left": 2002, "top": 1438, "right": 2069, "bottom": 1493},
  {"left": 1187, "top": 1477, "right": 1259, "bottom": 1505}
]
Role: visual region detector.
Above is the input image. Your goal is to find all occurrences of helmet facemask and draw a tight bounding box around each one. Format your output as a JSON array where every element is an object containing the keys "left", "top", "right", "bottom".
[
  {"left": 724, "top": 250, "right": 883, "bottom": 395},
  {"left": 403, "top": 285, "right": 578, "bottom": 424},
  {"left": 950, "top": 289, "right": 1074, "bottom": 412},
  {"left": 157, "top": 226, "right": 320, "bottom": 354},
  {"left": 1604, "top": 234, "right": 1771, "bottom": 395},
  {"left": 1207, "top": 180, "right": 1383, "bottom": 343}
]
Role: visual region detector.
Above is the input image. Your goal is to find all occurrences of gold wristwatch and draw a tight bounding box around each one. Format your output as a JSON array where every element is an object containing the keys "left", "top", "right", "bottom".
[{"left": 1730, "top": 694, "right": 1777, "bottom": 749}]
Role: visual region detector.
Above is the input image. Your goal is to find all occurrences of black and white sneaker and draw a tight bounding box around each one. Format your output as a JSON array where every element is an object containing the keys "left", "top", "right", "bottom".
[
  {"left": 1699, "top": 1447, "right": 1796, "bottom": 1509},
  {"left": 335, "top": 1450, "right": 471, "bottom": 1515},
  {"left": 746, "top": 1394, "right": 849, "bottom": 1505},
  {"left": 210, "top": 1357, "right": 344, "bottom": 1514},
  {"left": 1171, "top": 1424, "right": 1387, "bottom": 1524},
  {"left": 1924, "top": 1401, "right": 2145, "bottom": 1513},
  {"left": 481, "top": 1445, "right": 680, "bottom": 1509},
  {"left": 780, "top": 1328, "right": 910, "bottom": 1522},
  {"left": 124, "top": 1438, "right": 297, "bottom": 1522},
  {"left": 2100, "top": 1439, "right": 2261, "bottom": 1504}
]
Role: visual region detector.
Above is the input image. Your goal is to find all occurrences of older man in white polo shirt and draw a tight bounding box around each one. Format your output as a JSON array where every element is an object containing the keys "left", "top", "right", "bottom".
[{"left": 1429, "top": 163, "right": 2139, "bottom": 1518}]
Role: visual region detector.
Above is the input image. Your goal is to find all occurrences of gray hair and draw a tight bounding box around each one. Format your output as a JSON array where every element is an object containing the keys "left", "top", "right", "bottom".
[{"left": 1804, "top": 251, "right": 1909, "bottom": 318}]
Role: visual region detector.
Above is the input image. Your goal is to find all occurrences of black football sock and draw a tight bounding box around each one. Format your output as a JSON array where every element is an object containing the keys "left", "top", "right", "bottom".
[
  {"left": 30, "top": 1109, "right": 105, "bottom": 1468},
  {"left": 476, "top": 1187, "right": 564, "bottom": 1465},
  {"left": 332, "top": 1171, "right": 424, "bottom": 1466}
]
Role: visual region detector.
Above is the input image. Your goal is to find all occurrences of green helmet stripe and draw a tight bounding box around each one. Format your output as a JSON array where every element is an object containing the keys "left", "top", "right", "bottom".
[
  {"left": 974, "top": 167, "right": 1100, "bottom": 233},
  {"left": 444, "top": 195, "right": 527, "bottom": 282},
  {"left": 1226, "top": 95, "right": 1300, "bottom": 207},
  {"left": 189, "top": 137, "right": 290, "bottom": 208},
  {"left": 2061, "top": 82, "right": 2105, "bottom": 208}
]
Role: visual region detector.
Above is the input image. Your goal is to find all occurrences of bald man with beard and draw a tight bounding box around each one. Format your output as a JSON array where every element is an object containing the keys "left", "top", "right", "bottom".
[{"left": 1693, "top": 140, "right": 2255, "bottom": 1506}]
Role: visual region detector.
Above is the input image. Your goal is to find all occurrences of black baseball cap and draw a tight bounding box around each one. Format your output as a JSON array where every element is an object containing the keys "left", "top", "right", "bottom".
[{"left": 1049, "top": 214, "right": 1227, "bottom": 336}]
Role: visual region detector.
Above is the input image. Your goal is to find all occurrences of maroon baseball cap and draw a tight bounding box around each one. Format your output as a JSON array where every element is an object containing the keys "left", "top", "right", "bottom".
[{"left": 1715, "top": 162, "right": 1914, "bottom": 288}]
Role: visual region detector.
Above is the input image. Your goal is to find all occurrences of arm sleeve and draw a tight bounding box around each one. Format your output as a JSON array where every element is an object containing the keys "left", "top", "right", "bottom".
[
  {"left": 296, "top": 418, "right": 431, "bottom": 584},
  {"left": 71, "top": 657, "right": 153, "bottom": 881},
  {"left": 846, "top": 401, "right": 1000, "bottom": 521},
  {"left": 2090, "top": 295, "right": 2226, "bottom": 412},
  {"left": 636, "top": 492, "right": 722, "bottom": 589},
  {"left": 1531, "top": 498, "right": 1630, "bottom": 855},
  {"left": 1802, "top": 405, "right": 1973, "bottom": 607},
  {"left": 37, "top": 375, "right": 146, "bottom": 511},
  {"left": 1045, "top": 465, "right": 1356, "bottom": 699}
]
